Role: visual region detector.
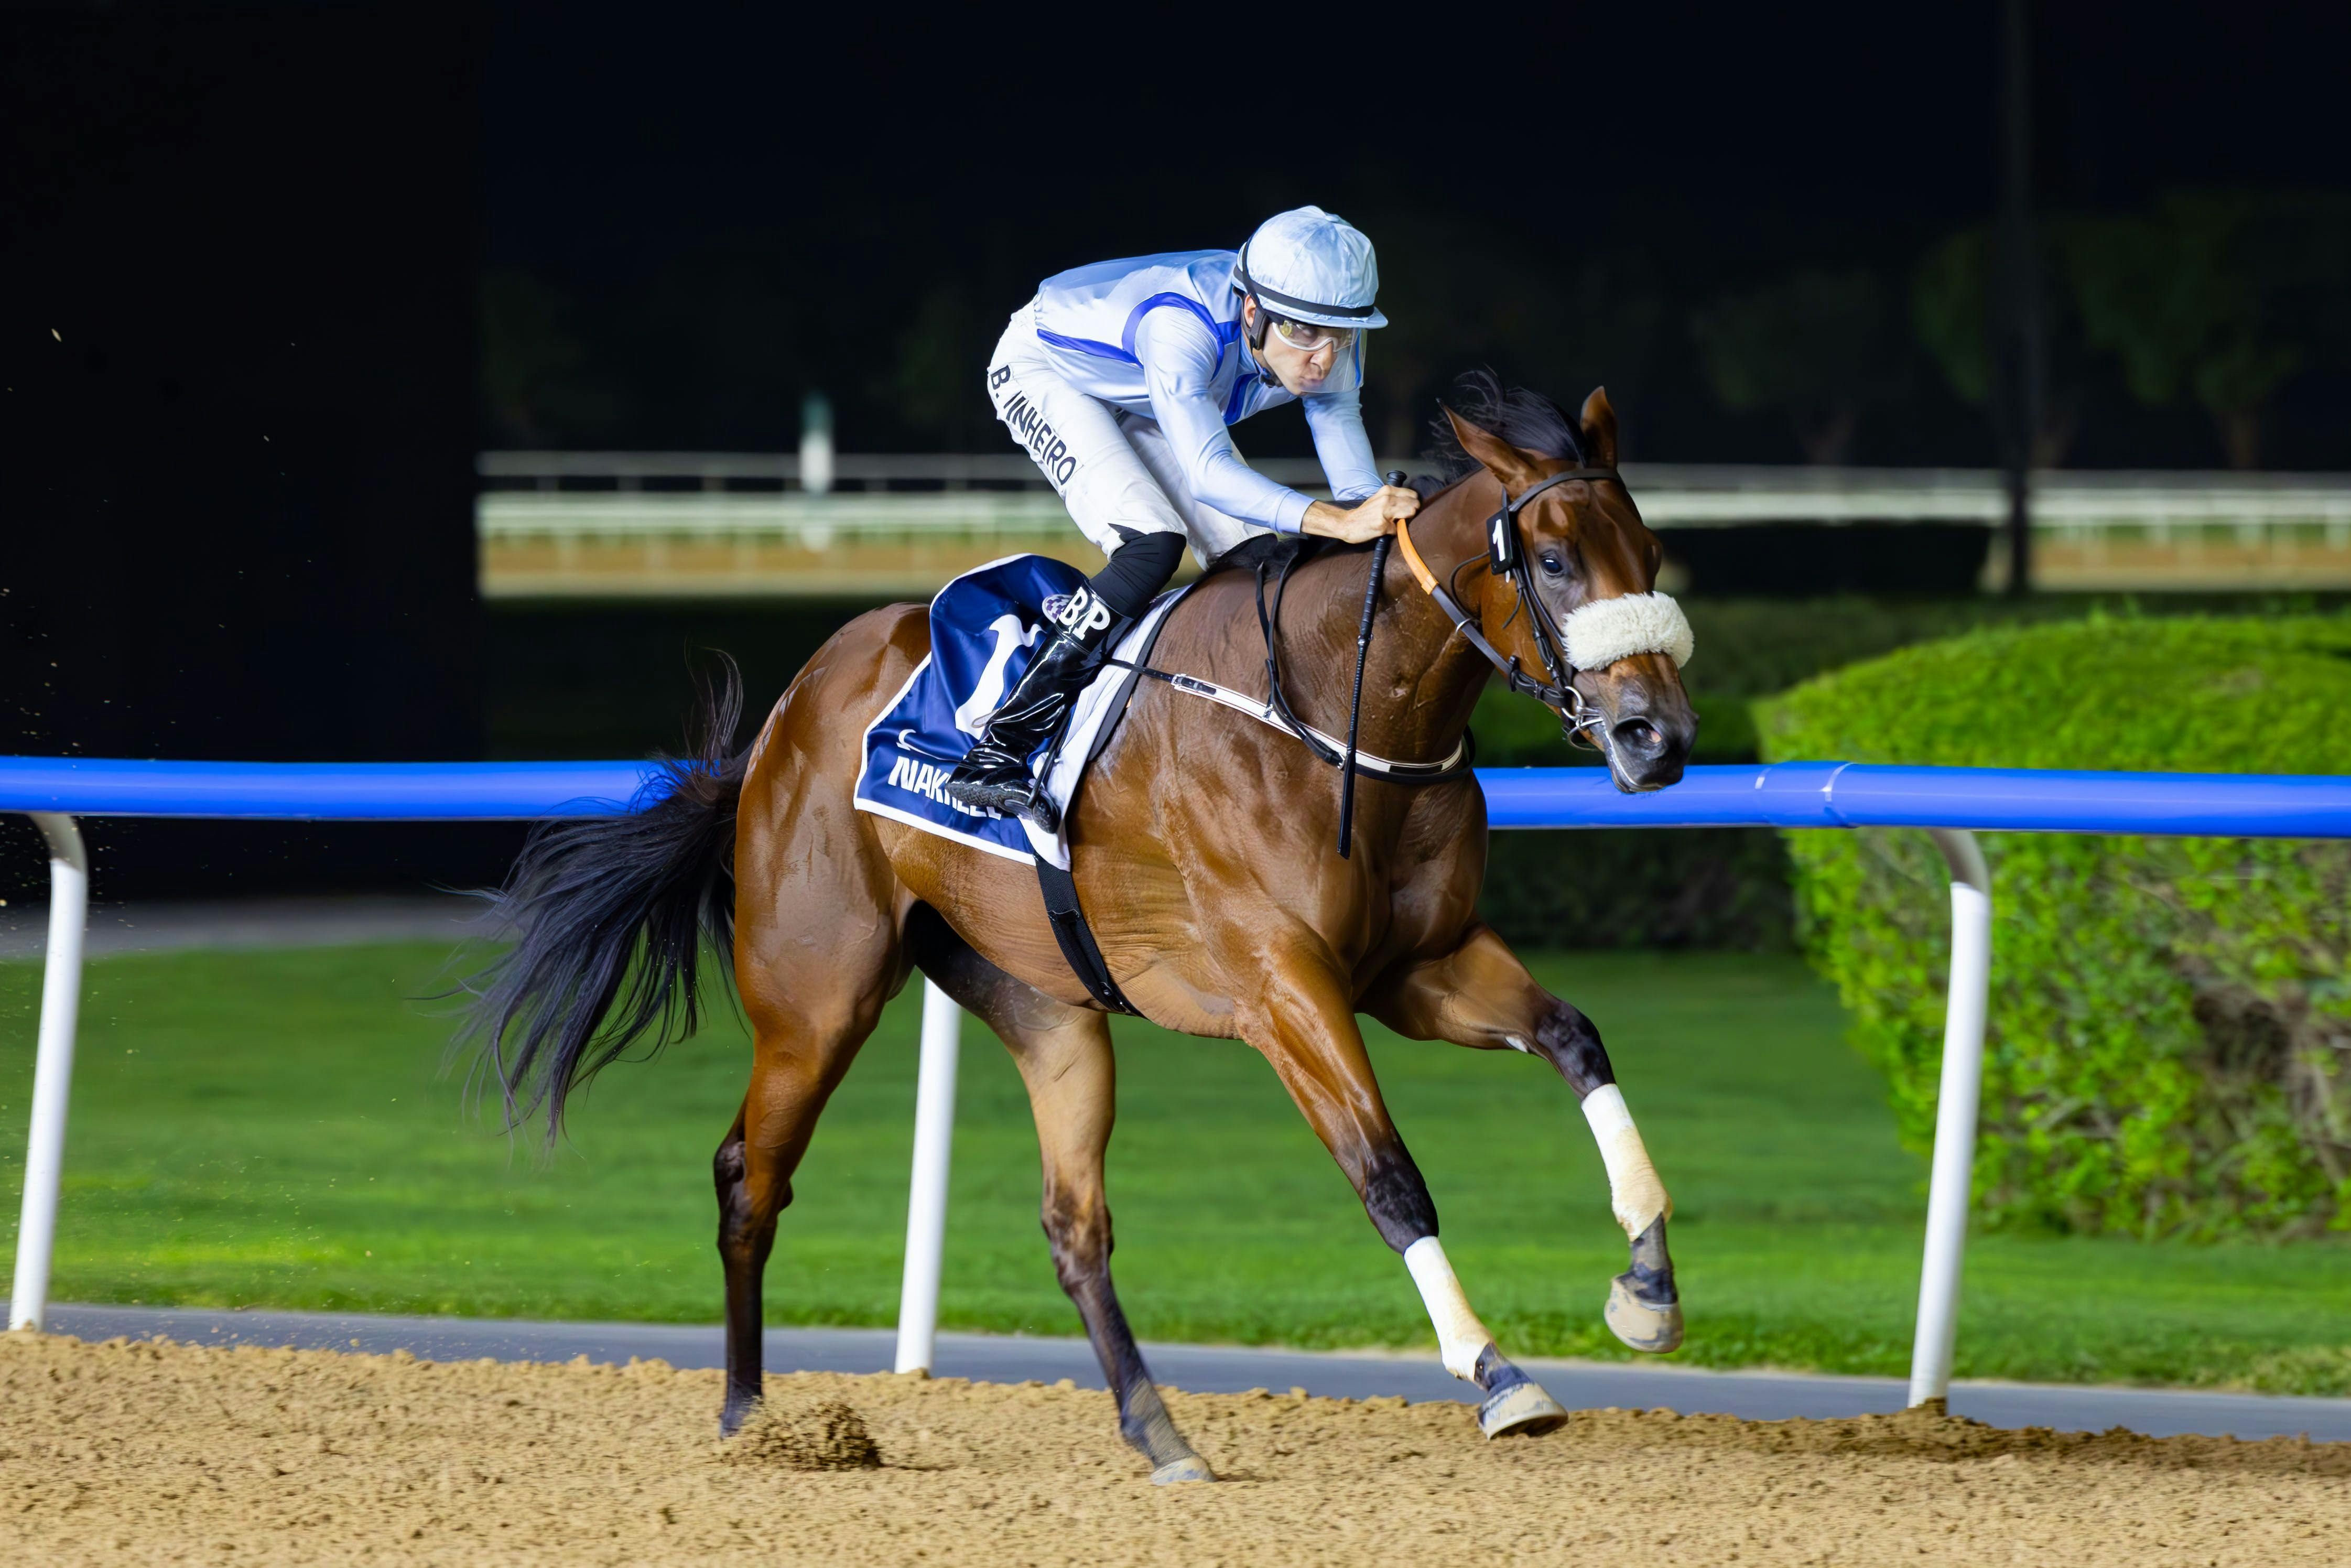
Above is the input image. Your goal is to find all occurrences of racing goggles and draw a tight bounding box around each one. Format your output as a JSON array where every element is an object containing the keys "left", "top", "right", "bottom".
[{"left": 1270, "top": 317, "right": 1357, "bottom": 354}]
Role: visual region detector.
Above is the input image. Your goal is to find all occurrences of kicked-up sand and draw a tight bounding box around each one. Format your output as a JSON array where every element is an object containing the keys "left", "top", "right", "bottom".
[{"left": 3, "top": 1329, "right": 2346, "bottom": 1566}]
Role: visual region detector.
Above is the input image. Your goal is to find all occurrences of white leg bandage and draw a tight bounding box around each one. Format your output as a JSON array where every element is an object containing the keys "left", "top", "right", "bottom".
[
  {"left": 1403, "top": 1236, "right": 1492, "bottom": 1381},
  {"left": 1581, "top": 1085, "right": 1671, "bottom": 1238}
]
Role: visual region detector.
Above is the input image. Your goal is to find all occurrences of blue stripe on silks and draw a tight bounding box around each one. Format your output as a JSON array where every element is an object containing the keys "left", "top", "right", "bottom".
[
  {"left": 1119, "top": 291, "right": 1232, "bottom": 361},
  {"left": 1035, "top": 328, "right": 1138, "bottom": 364},
  {"left": 1222, "top": 370, "right": 1253, "bottom": 426}
]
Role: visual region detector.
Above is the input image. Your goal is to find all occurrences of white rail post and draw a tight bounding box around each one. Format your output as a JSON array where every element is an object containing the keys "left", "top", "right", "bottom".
[
  {"left": 893, "top": 979, "right": 961, "bottom": 1374},
  {"left": 10, "top": 813, "right": 90, "bottom": 1333},
  {"left": 798, "top": 391, "right": 836, "bottom": 496},
  {"left": 1908, "top": 828, "right": 1992, "bottom": 1406}
]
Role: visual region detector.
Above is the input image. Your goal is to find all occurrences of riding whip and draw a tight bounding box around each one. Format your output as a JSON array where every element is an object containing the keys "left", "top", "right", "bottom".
[{"left": 1337, "top": 471, "right": 1406, "bottom": 859}]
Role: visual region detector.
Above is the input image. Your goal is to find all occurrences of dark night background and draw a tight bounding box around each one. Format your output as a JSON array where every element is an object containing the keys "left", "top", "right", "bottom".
[{"left": 4, "top": 2, "right": 2348, "bottom": 896}]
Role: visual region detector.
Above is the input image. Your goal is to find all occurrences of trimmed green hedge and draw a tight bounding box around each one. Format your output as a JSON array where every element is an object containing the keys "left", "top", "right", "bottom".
[
  {"left": 1467, "top": 594, "right": 2157, "bottom": 951},
  {"left": 1759, "top": 614, "right": 2351, "bottom": 1238}
]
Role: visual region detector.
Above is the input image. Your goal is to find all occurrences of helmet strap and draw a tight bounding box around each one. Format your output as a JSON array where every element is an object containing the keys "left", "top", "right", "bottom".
[{"left": 1236, "top": 251, "right": 1273, "bottom": 350}]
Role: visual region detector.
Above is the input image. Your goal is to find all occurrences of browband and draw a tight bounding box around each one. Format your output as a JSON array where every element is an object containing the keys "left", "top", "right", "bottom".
[{"left": 1397, "top": 467, "right": 1621, "bottom": 597}]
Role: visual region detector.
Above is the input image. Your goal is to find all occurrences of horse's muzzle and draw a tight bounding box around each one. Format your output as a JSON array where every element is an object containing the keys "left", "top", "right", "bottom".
[
  {"left": 1594, "top": 693, "right": 1695, "bottom": 794},
  {"left": 1573, "top": 653, "right": 1696, "bottom": 794}
]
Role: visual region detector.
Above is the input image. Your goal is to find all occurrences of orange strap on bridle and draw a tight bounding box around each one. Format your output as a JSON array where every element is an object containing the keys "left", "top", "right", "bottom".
[
  {"left": 1392, "top": 508, "right": 1567, "bottom": 710},
  {"left": 1393, "top": 512, "right": 1442, "bottom": 597}
]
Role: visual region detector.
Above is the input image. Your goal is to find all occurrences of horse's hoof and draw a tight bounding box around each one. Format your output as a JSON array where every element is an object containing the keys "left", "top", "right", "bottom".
[
  {"left": 1150, "top": 1454, "right": 1215, "bottom": 1485},
  {"left": 1606, "top": 1272, "right": 1684, "bottom": 1354},
  {"left": 1478, "top": 1377, "right": 1569, "bottom": 1439},
  {"left": 717, "top": 1385, "right": 764, "bottom": 1437}
]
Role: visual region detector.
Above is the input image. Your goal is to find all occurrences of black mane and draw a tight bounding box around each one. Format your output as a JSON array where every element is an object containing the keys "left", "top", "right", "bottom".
[{"left": 1422, "top": 369, "right": 1585, "bottom": 485}]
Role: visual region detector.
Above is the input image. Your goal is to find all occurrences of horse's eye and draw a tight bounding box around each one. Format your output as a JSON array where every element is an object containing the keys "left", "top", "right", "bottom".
[{"left": 1539, "top": 553, "right": 1566, "bottom": 577}]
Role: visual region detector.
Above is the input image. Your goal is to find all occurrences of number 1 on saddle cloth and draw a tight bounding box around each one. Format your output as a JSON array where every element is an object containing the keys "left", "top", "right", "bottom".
[{"left": 942, "top": 531, "right": 1186, "bottom": 831}]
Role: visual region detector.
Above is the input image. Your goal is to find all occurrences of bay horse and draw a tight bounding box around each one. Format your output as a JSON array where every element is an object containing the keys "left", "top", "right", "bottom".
[{"left": 463, "top": 376, "right": 1698, "bottom": 1482}]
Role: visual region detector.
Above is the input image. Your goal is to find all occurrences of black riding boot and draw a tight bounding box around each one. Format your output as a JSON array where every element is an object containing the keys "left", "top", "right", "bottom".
[{"left": 944, "top": 600, "right": 1130, "bottom": 831}]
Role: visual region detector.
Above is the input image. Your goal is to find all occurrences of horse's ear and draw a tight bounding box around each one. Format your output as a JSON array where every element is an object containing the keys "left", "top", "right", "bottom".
[
  {"left": 1440, "top": 404, "right": 1539, "bottom": 486},
  {"left": 1579, "top": 387, "right": 1620, "bottom": 469}
]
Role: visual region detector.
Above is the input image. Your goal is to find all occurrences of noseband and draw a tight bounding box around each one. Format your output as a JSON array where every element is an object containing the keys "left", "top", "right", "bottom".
[{"left": 1395, "top": 467, "right": 1623, "bottom": 748}]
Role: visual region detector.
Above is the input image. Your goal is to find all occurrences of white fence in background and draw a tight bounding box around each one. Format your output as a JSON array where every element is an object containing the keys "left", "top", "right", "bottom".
[{"left": 477, "top": 452, "right": 2351, "bottom": 597}]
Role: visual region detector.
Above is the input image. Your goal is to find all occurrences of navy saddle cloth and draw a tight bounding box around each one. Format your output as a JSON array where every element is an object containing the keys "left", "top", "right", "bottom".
[{"left": 855, "top": 554, "right": 1172, "bottom": 867}]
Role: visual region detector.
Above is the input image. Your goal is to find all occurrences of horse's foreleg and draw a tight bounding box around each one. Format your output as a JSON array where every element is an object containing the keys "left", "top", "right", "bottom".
[
  {"left": 1241, "top": 940, "right": 1567, "bottom": 1438},
  {"left": 914, "top": 917, "right": 1210, "bottom": 1483},
  {"left": 1366, "top": 923, "right": 1682, "bottom": 1354}
]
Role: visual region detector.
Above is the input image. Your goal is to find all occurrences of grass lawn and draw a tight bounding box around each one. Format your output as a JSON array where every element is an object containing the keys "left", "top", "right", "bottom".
[{"left": 3, "top": 943, "right": 2346, "bottom": 1396}]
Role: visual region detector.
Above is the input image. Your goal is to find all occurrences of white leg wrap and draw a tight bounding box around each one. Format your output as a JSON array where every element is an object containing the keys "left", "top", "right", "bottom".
[
  {"left": 1403, "top": 1236, "right": 1492, "bottom": 1381},
  {"left": 1581, "top": 1085, "right": 1671, "bottom": 1238}
]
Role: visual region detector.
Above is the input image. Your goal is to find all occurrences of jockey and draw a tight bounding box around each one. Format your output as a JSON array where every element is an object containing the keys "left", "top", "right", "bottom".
[{"left": 945, "top": 205, "right": 1421, "bottom": 829}]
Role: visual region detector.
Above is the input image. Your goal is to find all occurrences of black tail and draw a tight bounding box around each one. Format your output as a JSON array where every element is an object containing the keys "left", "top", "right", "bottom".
[{"left": 457, "top": 659, "right": 747, "bottom": 1143}]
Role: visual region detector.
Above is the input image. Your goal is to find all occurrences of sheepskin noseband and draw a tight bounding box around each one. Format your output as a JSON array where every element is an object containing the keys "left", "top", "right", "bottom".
[{"left": 1560, "top": 591, "right": 1694, "bottom": 671}]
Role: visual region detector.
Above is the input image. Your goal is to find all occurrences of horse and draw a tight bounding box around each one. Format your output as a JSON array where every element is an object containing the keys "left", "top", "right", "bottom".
[{"left": 462, "top": 375, "right": 1698, "bottom": 1483}]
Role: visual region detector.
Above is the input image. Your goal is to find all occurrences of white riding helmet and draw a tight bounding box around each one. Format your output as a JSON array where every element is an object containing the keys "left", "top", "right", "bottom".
[{"left": 1232, "top": 206, "right": 1388, "bottom": 340}]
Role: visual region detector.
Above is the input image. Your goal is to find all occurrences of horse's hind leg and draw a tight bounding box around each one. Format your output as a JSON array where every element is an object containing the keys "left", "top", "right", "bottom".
[
  {"left": 714, "top": 904, "right": 904, "bottom": 1435},
  {"left": 912, "top": 911, "right": 1211, "bottom": 1484},
  {"left": 1366, "top": 923, "right": 1682, "bottom": 1356}
]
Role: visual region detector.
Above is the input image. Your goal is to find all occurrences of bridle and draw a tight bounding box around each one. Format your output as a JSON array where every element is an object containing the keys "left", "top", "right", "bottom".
[
  {"left": 1394, "top": 466, "right": 1623, "bottom": 749},
  {"left": 1152, "top": 462, "right": 1661, "bottom": 859}
]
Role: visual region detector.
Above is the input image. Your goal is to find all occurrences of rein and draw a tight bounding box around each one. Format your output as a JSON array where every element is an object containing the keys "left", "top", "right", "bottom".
[
  {"left": 1394, "top": 467, "right": 1621, "bottom": 751},
  {"left": 1115, "top": 462, "right": 1657, "bottom": 859},
  {"left": 1245, "top": 535, "right": 1477, "bottom": 781},
  {"left": 1100, "top": 527, "right": 1475, "bottom": 795}
]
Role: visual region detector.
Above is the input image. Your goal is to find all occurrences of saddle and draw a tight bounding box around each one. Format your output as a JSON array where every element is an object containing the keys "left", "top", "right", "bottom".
[
  {"left": 853, "top": 556, "right": 1188, "bottom": 1012},
  {"left": 853, "top": 541, "right": 1466, "bottom": 1015}
]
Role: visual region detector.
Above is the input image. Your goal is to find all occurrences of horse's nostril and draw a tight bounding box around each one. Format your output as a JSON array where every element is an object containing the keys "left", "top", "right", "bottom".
[{"left": 1616, "top": 719, "right": 1663, "bottom": 755}]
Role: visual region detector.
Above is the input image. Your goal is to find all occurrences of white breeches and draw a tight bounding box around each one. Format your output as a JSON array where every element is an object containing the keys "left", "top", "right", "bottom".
[{"left": 986, "top": 320, "right": 1263, "bottom": 567}]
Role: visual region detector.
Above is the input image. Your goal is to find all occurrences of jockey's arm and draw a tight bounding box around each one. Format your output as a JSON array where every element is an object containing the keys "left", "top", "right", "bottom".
[
  {"left": 1303, "top": 384, "right": 1382, "bottom": 503},
  {"left": 1138, "top": 312, "right": 1317, "bottom": 532},
  {"left": 1299, "top": 384, "right": 1416, "bottom": 544},
  {"left": 1135, "top": 311, "right": 1416, "bottom": 544}
]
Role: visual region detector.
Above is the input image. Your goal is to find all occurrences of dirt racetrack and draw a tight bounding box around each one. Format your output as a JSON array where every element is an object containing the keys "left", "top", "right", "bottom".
[{"left": 5, "top": 1331, "right": 2347, "bottom": 1566}]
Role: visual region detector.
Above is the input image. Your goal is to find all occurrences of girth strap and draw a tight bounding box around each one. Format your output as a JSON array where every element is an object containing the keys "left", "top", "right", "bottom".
[{"left": 1035, "top": 857, "right": 1140, "bottom": 1015}]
